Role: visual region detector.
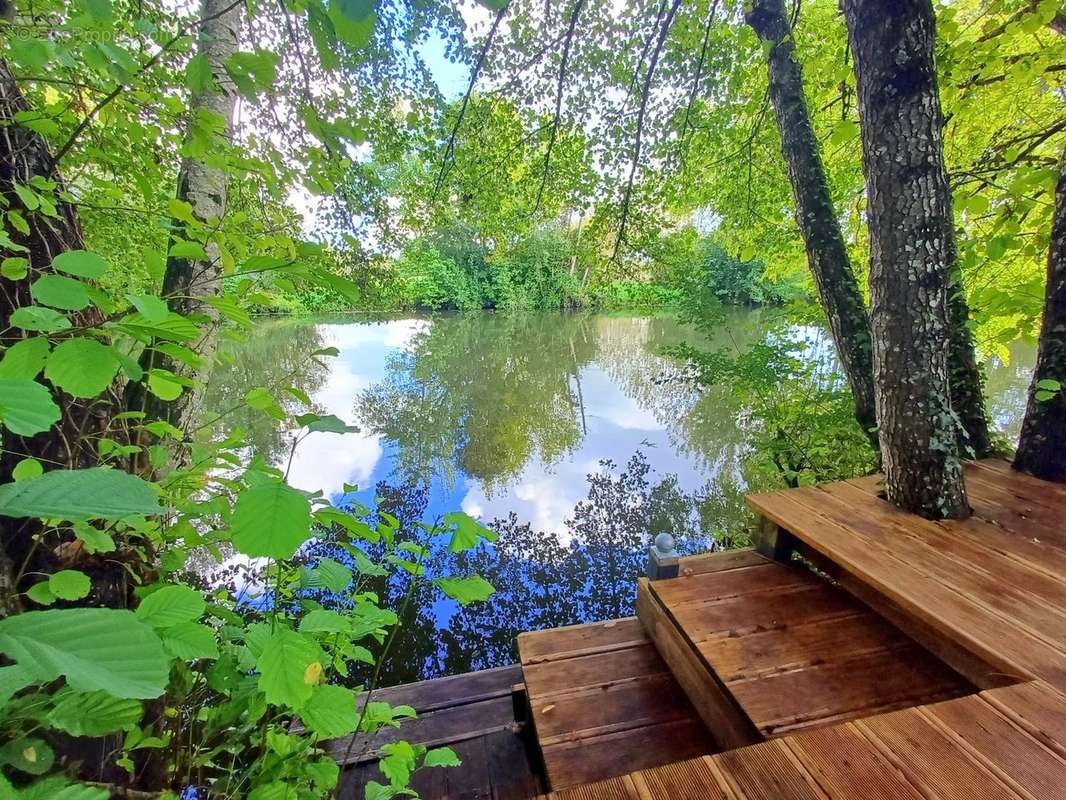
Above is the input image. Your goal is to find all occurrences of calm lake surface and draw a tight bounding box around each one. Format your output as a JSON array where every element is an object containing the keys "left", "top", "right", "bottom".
[{"left": 205, "top": 310, "right": 1035, "bottom": 685}]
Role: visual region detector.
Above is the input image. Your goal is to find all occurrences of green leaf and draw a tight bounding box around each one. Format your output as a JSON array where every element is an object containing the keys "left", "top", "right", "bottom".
[
  {"left": 301, "top": 684, "right": 358, "bottom": 738},
  {"left": 30, "top": 274, "right": 91, "bottom": 310},
  {"left": 47, "top": 688, "right": 142, "bottom": 735},
  {"left": 2, "top": 257, "right": 29, "bottom": 280},
  {"left": 52, "top": 250, "right": 108, "bottom": 279},
  {"left": 147, "top": 369, "right": 184, "bottom": 401},
  {"left": 49, "top": 570, "right": 90, "bottom": 601},
  {"left": 443, "top": 511, "right": 497, "bottom": 553},
  {"left": 0, "top": 737, "right": 54, "bottom": 775},
  {"left": 246, "top": 386, "right": 286, "bottom": 420},
  {"left": 0, "top": 378, "right": 60, "bottom": 435},
  {"left": 26, "top": 581, "right": 56, "bottom": 606},
  {"left": 12, "top": 458, "right": 43, "bottom": 482},
  {"left": 315, "top": 557, "right": 353, "bottom": 591},
  {"left": 257, "top": 628, "right": 321, "bottom": 709},
  {"left": 379, "top": 740, "right": 417, "bottom": 788},
  {"left": 10, "top": 306, "right": 71, "bottom": 332},
  {"left": 136, "top": 585, "right": 205, "bottom": 628},
  {"left": 298, "top": 609, "right": 350, "bottom": 634},
  {"left": 19, "top": 777, "right": 109, "bottom": 800},
  {"left": 0, "top": 337, "right": 50, "bottom": 379},
  {"left": 45, "top": 338, "right": 120, "bottom": 398},
  {"left": 424, "top": 746, "right": 461, "bottom": 768},
  {"left": 225, "top": 50, "right": 280, "bottom": 97},
  {"left": 161, "top": 622, "right": 219, "bottom": 660},
  {"left": 433, "top": 576, "right": 495, "bottom": 605},
  {"left": 231, "top": 480, "right": 312, "bottom": 559},
  {"left": 169, "top": 240, "right": 210, "bottom": 260},
  {"left": 126, "top": 293, "right": 169, "bottom": 322},
  {"left": 296, "top": 413, "right": 358, "bottom": 433},
  {"left": 0, "top": 608, "right": 168, "bottom": 698},
  {"left": 0, "top": 467, "right": 161, "bottom": 521},
  {"left": 1036, "top": 378, "right": 1061, "bottom": 392},
  {"left": 185, "top": 53, "right": 213, "bottom": 92},
  {"left": 0, "top": 663, "right": 33, "bottom": 705},
  {"left": 73, "top": 523, "right": 115, "bottom": 554}
]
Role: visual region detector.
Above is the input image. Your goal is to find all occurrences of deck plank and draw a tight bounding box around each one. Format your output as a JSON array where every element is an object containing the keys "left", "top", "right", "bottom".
[{"left": 714, "top": 740, "right": 828, "bottom": 800}]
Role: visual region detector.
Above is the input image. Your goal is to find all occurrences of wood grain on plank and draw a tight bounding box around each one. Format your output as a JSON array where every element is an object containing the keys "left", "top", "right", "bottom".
[
  {"left": 522, "top": 641, "right": 667, "bottom": 699},
  {"left": 518, "top": 618, "right": 646, "bottom": 664},
  {"left": 713, "top": 739, "right": 828, "bottom": 800},
  {"left": 680, "top": 548, "right": 769, "bottom": 576}
]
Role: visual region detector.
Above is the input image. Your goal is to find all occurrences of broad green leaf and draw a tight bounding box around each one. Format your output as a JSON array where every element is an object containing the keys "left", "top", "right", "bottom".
[
  {"left": 26, "top": 581, "right": 55, "bottom": 606},
  {"left": 0, "top": 663, "right": 33, "bottom": 704},
  {"left": 230, "top": 479, "right": 312, "bottom": 559},
  {"left": 424, "top": 747, "right": 461, "bottom": 768},
  {"left": 169, "top": 240, "right": 210, "bottom": 260},
  {"left": 147, "top": 369, "right": 184, "bottom": 401},
  {"left": 379, "top": 740, "right": 417, "bottom": 788},
  {"left": 12, "top": 458, "right": 43, "bottom": 482},
  {"left": 0, "top": 608, "right": 168, "bottom": 698},
  {"left": 47, "top": 688, "right": 142, "bottom": 736},
  {"left": 315, "top": 557, "right": 352, "bottom": 591},
  {"left": 0, "top": 737, "right": 53, "bottom": 775},
  {"left": 1, "top": 257, "right": 29, "bottom": 280},
  {"left": 52, "top": 250, "right": 108, "bottom": 279},
  {"left": 49, "top": 570, "right": 90, "bottom": 601},
  {"left": 161, "top": 622, "right": 219, "bottom": 660},
  {"left": 19, "top": 777, "right": 109, "bottom": 800},
  {"left": 45, "top": 338, "right": 120, "bottom": 398},
  {"left": 73, "top": 523, "right": 115, "bottom": 554},
  {"left": 30, "top": 274, "right": 91, "bottom": 310},
  {"left": 246, "top": 386, "right": 286, "bottom": 420},
  {"left": 126, "top": 293, "right": 169, "bottom": 322},
  {"left": 295, "top": 413, "right": 358, "bottom": 433},
  {"left": 9, "top": 306, "right": 70, "bottom": 332},
  {"left": 0, "top": 337, "right": 50, "bottom": 379},
  {"left": 1036, "top": 378, "right": 1061, "bottom": 392},
  {"left": 0, "top": 378, "right": 60, "bottom": 435},
  {"left": 0, "top": 467, "right": 161, "bottom": 521},
  {"left": 298, "top": 609, "right": 350, "bottom": 634},
  {"left": 136, "top": 585, "right": 205, "bottom": 628},
  {"left": 257, "top": 628, "right": 321, "bottom": 709},
  {"left": 433, "top": 576, "right": 495, "bottom": 605},
  {"left": 443, "top": 511, "right": 497, "bottom": 553},
  {"left": 301, "top": 684, "right": 358, "bottom": 738}
]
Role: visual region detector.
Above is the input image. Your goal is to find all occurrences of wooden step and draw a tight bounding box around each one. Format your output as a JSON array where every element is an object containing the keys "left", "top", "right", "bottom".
[
  {"left": 637, "top": 548, "right": 974, "bottom": 746},
  {"left": 517, "top": 617, "right": 715, "bottom": 790}
]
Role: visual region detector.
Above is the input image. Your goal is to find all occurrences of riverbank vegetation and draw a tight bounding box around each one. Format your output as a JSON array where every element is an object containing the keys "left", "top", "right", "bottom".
[{"left": 2, "top": 0, "right": 1065, "bottom": 797}]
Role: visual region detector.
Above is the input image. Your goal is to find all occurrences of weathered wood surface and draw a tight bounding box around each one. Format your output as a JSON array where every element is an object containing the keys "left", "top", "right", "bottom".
[
  {"left": 332, "top": 665, "right": 544, "bottom": 799},
  {"left": 747, "top": 459, "right": 1066, "bottom": 691},
  {"left": 540, "top": 680, "right": 1066, "bottom": 799},
  {"left": 517, "top": 618, "right": 714, "bottom": 790},
  {"left": 640, "top": 548, "right": 971, "bottom": 739}
]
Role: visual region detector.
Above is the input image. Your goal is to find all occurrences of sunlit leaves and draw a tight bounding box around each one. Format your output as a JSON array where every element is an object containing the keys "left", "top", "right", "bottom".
[
  {"left": 257, "top": 628, "right": 321, "bottom": 709},
  {"left": 44, "top": 338, "right": 120, "bottom": 397},
  {"left": 0, "top": 337, "right": 50, "bottom": 380},
  {"left": 300, "top": 684, "right": 358, "bottom": 737},
  {"left": 10, "top": 306, "right": 71, "bottom": 332},
  {"left": 0, "top": 378, "right": 60, "bottom": 435},
  {"left": 49, "top": 570, "right": 91, "bottom": 601},
  {"left": 0, "top": 467, "right": 161, "bottom": 521},
  {"left": 443, "top": 511, "right": 497, "bottom": 553},
  {"left": 31, "top": 274, "right": 91, "bottom": 310},
  {"left": 424, "top": 747, "right": 461, "bottom": 768},
  {"left": 52, "top": 250, "right": 108, "bottom": 279},
  {"left": 161, "top": 622, "right": 219, "bottom": 660},
  {"left": 433, "top": 576, "right": 495, "bottom": 605},
  {"left": 230, "top": 479, "right": 312, "bottom": 559},
  {"left": 125, "top": 293, "right": 169, "bottom": 322},
  {"left": 0, "top": 609, "right": 168, "bottom": 698},
  {"left": 136, "top": 585, "right": 205, "bottom": 628},
  {"left": 225, "top": 50, "right": 280, "bottom": 97}
]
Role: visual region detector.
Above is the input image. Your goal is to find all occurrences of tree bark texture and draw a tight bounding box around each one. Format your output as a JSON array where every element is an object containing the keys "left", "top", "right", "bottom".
[
  {"left": 131, "top": 0, "right": 241, "bottom": 438},
  {"left": 842, "top": 0, "right": 970, "bottom": 519},
  {"left": 1014, "top": 155, "right": 1066, "bottom": 481},
  {"left": 745, "top": 0, "right": 878, "bottom": 444}
]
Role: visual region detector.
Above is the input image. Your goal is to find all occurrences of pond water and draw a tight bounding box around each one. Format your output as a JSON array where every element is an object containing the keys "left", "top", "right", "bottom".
[{"left": 204, "top": 310, "right": 1035, "bottom": 685}]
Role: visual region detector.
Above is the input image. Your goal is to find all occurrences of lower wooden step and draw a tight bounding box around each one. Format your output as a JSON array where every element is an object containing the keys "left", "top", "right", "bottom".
[
  {"left": 638, "top": 548, "right": 975, "bottom": 745},
  {"left": 517, "top": 617, "right": 715, "bottom": 791}
]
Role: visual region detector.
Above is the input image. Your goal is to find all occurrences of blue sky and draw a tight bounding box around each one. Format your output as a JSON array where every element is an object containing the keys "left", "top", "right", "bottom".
[{"left": 415, "top": 32, "right": 471, "bottom": 100}]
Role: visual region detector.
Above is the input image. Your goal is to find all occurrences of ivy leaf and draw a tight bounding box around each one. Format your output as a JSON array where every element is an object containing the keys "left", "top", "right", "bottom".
[
  {"left": 47, "top": 688, "right": 142, "bottom": 736},
  {"left": 30, "top": 274, "right": 91, "bottom": 311},
  {"left": 443, "top": 511, "right": 497, "bottom": 553},
  {"left": 256, "top": 628, "right": 320, "bottom": 709},
  {"left": 136, "top": 585, "right": 204, "bottom": 629},
  {"left": 0, "top": 608, "right": 169, "bottom": 698},
  {"left": 45, "top": 338, "right": 121, "bottom": 398},
  {"left": 161, "top": 622, "right": 219, "bottom": 660},
  {"left": 0, "top": 337, "right": 51, "bottom": 379},
  {"left": 433, "top": 576, "right": 495, "bottom": 605},
  {"left": 52, "top": 250, "right": 108, "bottom": 279},
  {"left": 230, "top": 479, "right": 312, "bottom": 559},
  {"left": 301, "top": 684, "right": 358, "bottom": 738},
  {"left": 0, "top": 378, "right": 61, "bottom": 435},
  {"left": 49, "top": 570, "right": 91, "bottom": 601},
  {"left": 0, "top": 467, "right": 161, "bottom": 521},
  {"left": 10, "top": 306, "right": 71, "bottom": 332}
]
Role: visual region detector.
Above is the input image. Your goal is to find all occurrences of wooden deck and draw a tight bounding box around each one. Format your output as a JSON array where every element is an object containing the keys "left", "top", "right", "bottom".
[
  {"left": 538, "top": 679, "right": 1066, "bottom": 799},
  {"left": 638, "top": 549, "right": 973, "bottom": 744},
  {"left": 332, "top": 665, "right": 544, "bottom": 799},
  {"left": 747, "top": 459, "right": 1066, "bottom": 691},
  {"left": 517, "top": 618, "right": 715, "bottom": 790}
]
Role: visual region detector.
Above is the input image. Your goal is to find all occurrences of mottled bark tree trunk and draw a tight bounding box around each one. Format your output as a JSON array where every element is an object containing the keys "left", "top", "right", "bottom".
[
  {"left": 1014, "top": 155, "right": 1066, "bottom": 481},
  {"left": 745, "top": 0, "right": 877, "bottom": 445},
  {"left": 842, "top": 0, "right": 970, "bottom": 519},
  {"left": 130, "top": 0, "right": 241, "bottom": 439}
]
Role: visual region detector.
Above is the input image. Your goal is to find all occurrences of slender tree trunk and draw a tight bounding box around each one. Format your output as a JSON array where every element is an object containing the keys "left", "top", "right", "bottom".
[
  {"left": 1014, "top": 155, "right": 1066, "bottom": 481},
  {"left": 744, "top": 0, "right": 878, "bottom": 445},
  {"left": 842, "top": 0, "right": 970, "bottom": 519},
  {"left": 130, "top": 0, "right": 241, "bottom": 438}
]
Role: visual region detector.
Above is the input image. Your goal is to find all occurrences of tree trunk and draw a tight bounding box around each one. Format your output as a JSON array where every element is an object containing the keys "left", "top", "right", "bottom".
[
  {"left": 1014, "top": 154, "right": 1066, "bottom": 481},
  {"left": 842, "top": 0, "right": 970, "bottom": 519},
  {"left": 130, "top": 0, "right": 241, "bottom": 438},
  {"left": 745, "top": 0, "right": 878, "bottom": 445}
]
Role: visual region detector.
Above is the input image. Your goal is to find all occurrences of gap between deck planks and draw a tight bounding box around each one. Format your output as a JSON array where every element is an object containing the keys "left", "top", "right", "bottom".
[{"left": 538, "top": 680, "right": 1066, "bottom": 800}]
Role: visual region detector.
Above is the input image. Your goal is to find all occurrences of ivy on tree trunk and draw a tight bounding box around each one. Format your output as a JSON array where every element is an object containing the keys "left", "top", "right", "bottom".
[
  {"left": 842, "top": 0, "right": 970, "bottom": 519},
  {"left": 745, "top": 0, "right": 878, "bottom": 446},
  {"left": 1014, "top": 154, "right": 1066, "bottom": 482}
]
